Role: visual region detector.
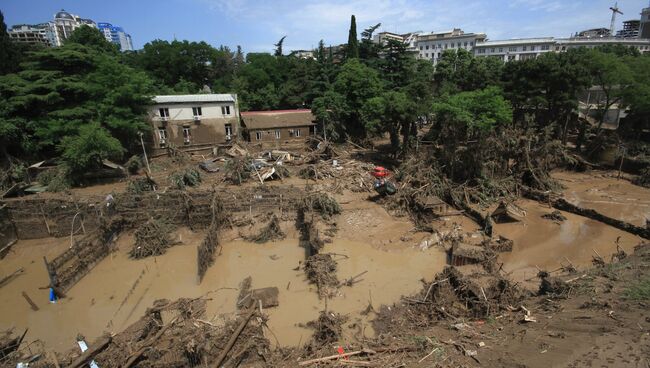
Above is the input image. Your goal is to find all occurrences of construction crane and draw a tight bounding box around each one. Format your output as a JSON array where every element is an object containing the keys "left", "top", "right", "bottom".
[{"left": 610, "top": 1, "right": 624, "bottom": 35}]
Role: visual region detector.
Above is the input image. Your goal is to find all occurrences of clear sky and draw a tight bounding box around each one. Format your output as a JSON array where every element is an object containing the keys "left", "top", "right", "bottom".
[{"left": 2, "top": 0, "right": 649, "bottom": 53}]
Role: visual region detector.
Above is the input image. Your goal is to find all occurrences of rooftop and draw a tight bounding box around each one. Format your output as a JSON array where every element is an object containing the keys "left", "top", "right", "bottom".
[
  {"left": 152, "top": 94, "right": 236, "bottom": 104},
  {"left": 475, "top": 37, "right": 555, "bottom": 47}
]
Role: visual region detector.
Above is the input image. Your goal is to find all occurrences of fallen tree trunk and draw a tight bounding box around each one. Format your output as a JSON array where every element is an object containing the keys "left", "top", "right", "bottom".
[
  {"left": 212, "top": 306, "right": 257, "bottom": 367},
  {"left": 522, "top": 187, "right": 650, "bottom": 239}
]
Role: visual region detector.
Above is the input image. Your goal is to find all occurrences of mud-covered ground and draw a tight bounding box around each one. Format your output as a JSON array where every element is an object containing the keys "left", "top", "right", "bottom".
[{"left": 1, "top": 156, "right": 649, "bottom": 367}]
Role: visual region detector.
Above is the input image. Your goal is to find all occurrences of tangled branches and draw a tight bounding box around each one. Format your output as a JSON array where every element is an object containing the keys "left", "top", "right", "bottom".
[
  {"left": 304, "top": 254, "right": 339, "bottom": 298},
  {"left": 131, "top": 217, "right": 176, "bottom": 259},
  {"left": 300, "top": 193, "right": 341, "bottom": 220},
  {"left": 245, "top": 215, "right": 286, "bottom": 243},
  {"left": 169, "top": 168, "right": 202, "bottom": 190}
]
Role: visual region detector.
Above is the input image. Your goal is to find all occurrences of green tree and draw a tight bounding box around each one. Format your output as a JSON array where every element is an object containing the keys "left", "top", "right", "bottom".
[
  {"left": 66, "top": 25, "right": 118, "bottom": 52},
  {"left": 619, "top": 56, "right": 650, "bottom": 137},
  {"left": 0, "top": 10, "right": 25, "bottom": 76},
  {"left": 274, "top": 36, "right": 286, "bottom": 57},
  {"left": 59, "top": 122, "right": 124, "bottom": 178},
  {"left": 313, "top": 59, "right": 383, "bottom": 141},
  {"left": 346, "top": 15, "right": 359, "bottom": 59},
  {"left": 0, "top": 42, "right": 154, "bottom": 159},
  {"left": 362, "top": 91, "right": 416, "bottom": 153},
  {"left": 359, "top": 23, "right": 382, "bottom": 61}
]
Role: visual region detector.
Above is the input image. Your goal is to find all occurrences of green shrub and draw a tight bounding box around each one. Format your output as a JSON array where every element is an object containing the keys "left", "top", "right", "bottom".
[{"left": 624, "top": 277, "right": 650, "bottom": 300}]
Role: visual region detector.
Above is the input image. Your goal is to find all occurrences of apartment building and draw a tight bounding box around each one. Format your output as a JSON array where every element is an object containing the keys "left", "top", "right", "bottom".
[{"left": 97, "top": 23, "right": 134, "bottom": 51}]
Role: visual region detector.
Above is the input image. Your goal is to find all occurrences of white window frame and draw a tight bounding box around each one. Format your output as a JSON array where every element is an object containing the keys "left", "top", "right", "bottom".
[
  {"left": 221, "top": 105, "right": 231, "bottom": 115},
  {"left": 295, "top": 129, "right": 301, "bottom": 137},
  {"left": 192, "top": 106, "right": 202, "bottom": 117},
  {"left": 275, "top": 130, "right": 281, "bottom": 139},
  {"left": 225, "top": 123, "right": 232, "bottom": 139},
  {"left": 159, "top": 108, "right": 169, "bottom": 118},
  {"left": 182, "top": 127, "right": 191, "bottom": 144},
  {"left": 255, "top": 131, "right": 262, "bottom": 140}
]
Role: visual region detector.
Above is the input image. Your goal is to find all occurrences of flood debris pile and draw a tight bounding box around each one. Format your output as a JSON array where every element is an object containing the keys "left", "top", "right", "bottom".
[
  {"left": 197, "top": 195, "right": 225, "bottom": 282},
  {"left": 300, "top": 193, "right": 341, "bottom": 220},
  {"left": 632, "top": 167, "right": 650, "bottom": 188},
  {"left": 304, "top": 254, "right": 339, "bottom": 299},
  {"left": 130, "top": 217, "right": 176, "bottom": 259},
  {"left": 375, "top": 267, "right": 524, "bottom": 334},
  {"left": 50, "top": 298, "right": 269, "bottom": 368},
  {"left": 0, "top": 329, "right": 27, "bottom": 362},
  {"left": 245, "top": 214, "right": 285, "bottom": 244},
  {"left": 305, "top": 311, "right": 347, "bottom": 345}
]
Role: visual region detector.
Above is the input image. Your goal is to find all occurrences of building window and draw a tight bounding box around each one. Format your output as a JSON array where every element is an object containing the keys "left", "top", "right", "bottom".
[
  {"left": 221, "top": 105, "right": 231, "bottom": 115},
  {"left": 491, "top": 48, "right": 495, "bottom": 53},
  {"left": 470, "top": 41, "right": 474, "bottom": 46},
  {"left": 499, "top": 47, "right": 504, "bottom": 52},
  {"left": 478, "top": 49, "right": 486, "bottom": 54},
  {"left": 425, "top": 53, "right": 428, "bottom": 57},
  {"left": 182, "top": 127, "right": 191, "bottom": 145},
  {"left": 158, "top": 128, "right": 167, "bottom": 147},
  {"left": 542, "top": 45, "right": 550, "bottom": 50},
  {"left": 255, "top": 131, "right": 262, "bottom": 140},
  {"left": 444, "top": 44, "right": 448, "bottom": 49},
  {"left": 425, "top": 45, "right": 429, "bottom": 50},
  {"left": 159, "top": 108, "right": 169, "bottom": 118},
  {"left": 275, "top": 130, "right": 281, "bottom": 139},
  {"left": 522, "top": 46, "right": 527, "bottom": 51},
  {"left": 225, "top": 123, "right": 232, "bottom": 140},
  {"left": 192, "top": 106, "right": 202, "bottom": 117},
  {"left": 530, "top": 46, "right": 535, "bottom": 51},
  {"left": 419, "top": 46, "right": 423, "bottom": 50},
  {"left": 509, "top": 47, "right": 516, "bottom": 52},
  {"left": 295, "top": 129, "right": 301, "bottom": 137}
]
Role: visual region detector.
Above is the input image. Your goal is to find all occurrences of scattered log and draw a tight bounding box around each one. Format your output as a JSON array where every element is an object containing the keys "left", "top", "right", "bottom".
[
  {"left": 212, "top": 306, "right": 257, "bottom": 367},
  {"left": 338, "top": 270, "right": 368, "bottom": 287},
  {"left": 0, "top": 267, "right": 24, "bottom": 288},
  {"left": 298, "top": 348, "right": 377, "bottom": 366},
  {"left": 21, "top": 291, "right": 39, "bottom": 311},
  {"left": 68, "top": 336, "right": 111, "bottom": 368}
]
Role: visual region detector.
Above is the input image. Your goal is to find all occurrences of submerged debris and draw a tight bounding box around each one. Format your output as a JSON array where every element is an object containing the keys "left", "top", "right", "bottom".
[
  {"left": 245, "top": 214, "right": 286, "bottom": 243},
  {"left": 304, "top": 254, "right": 339, "bottom": 298},
  {"left": 542, "top": 210, "right": 567, "bottom": 223},
  {"left": 131, "top": 218, "right": 176, "bottom": 259}
]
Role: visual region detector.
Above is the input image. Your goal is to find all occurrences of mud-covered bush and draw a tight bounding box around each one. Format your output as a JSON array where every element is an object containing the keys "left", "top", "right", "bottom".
[
  {"left": 37, "top": 166, "right": 71, "bottom": 192},
  {"left": 169, "top": 168, "right": 202, "bottom": 190},
  {"left": 224, "top": 156, "right": 252, "bottom": 185},
  {"left": 125, "top": 155, "right": 143, "bottom": 175},
  {"left": 633, "top": 167, "right": 650, "bottom": 188},
  {"left": 300, "top": 193, "right": 341, "bottom": 219}
]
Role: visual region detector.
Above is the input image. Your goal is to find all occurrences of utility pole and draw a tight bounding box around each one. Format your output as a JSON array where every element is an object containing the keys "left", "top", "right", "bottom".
[{"left": 139, "top": 132, "right": 152, "bottom": 175}]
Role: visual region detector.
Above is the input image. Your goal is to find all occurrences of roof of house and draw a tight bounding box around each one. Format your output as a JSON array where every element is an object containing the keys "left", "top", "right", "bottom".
[
  {"left": 152, "top": 94, "right": 236, "bottom": 104},
  {"left": 241, "top": 109, "right": 316, "bottom": 130}
]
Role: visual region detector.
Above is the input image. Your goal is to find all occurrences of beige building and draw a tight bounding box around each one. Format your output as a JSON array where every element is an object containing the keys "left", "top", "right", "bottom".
[
  {"left": 241, "top": 110, "right": 316, "bottom": 143},
  {"left": 148, "top": 94, "right": 240, "bottom": 153}
]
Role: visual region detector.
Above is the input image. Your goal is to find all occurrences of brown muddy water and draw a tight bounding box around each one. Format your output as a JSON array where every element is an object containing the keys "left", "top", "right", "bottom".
[
  {"left": 495, "top": 198, "right": 644, "bottom": 284},
  {"left": 0, "top": 229, "right": 447, "bottom": 352}
]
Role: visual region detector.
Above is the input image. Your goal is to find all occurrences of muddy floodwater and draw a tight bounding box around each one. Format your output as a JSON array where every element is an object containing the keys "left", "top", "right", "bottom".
[{"left": 0, "top": 231, "right": 447, "bottom": 352}]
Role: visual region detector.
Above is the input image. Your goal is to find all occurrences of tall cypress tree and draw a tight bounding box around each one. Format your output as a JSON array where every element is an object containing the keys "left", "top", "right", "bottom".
[
  {"left": 0, "top": 10, "right": 17, "bottom": 75},
  {"left": 346, "top": 15, "right": 359, "bottom": 59}
]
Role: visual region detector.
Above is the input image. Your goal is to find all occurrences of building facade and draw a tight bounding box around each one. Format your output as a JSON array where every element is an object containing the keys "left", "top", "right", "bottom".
[
  {"left": 8, "top": 24, "right": 52, "bottom": 47},
  {"left": 374, "top": 28, "right": 486, "bottom": 65},
  {"left": 241, "top": 110, "right": 316, "bottom": 143},
  {"left": 616, "top": 20, "right": 640, "bottom": 38},
  {"left": 49, "top": 10, "right": 96, "bottom": 47},
  {"left": 473, "top": 37, "right": 650, "bottom": 62},
  {"left": 97, "top": 23, "right": 134, "bottom": 51},
  {"left": 148, "top": 94, "right": 240, "bottom": 153}
]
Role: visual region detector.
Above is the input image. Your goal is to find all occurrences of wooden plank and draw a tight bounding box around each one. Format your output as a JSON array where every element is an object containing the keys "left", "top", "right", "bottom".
[
  {"left": 22, "top": 291, "right": 39, "bottom": 311},
  {"left": 68, "top": 336, "right": 111, "bottom": 368}
]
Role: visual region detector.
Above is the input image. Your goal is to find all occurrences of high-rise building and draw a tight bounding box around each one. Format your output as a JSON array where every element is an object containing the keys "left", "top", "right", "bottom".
[
  {"left": 641, "top": 6, "right": 650, "bottom": 39},
  {"left": 616, "top": 20, "right": 640, "bottom": 38},
  {"left": 97, "top": 23, "right": 134, "bottom": 51},
  {"left": 49, "top": 9, "right": 97, "bottom": 46}
]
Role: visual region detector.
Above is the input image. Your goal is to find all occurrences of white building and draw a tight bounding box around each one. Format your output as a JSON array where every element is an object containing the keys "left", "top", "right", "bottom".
[
  {"left": 473, "top": 36, "right": 650, "bottom": 62},
  {"left": 8, "top": 24, "right": 52, "bottom": 47},
  {"left": 148, "top": 94, "right": 240, "bottom": 153},
  {"left": 49, "top": 10, "right": 97, "bottom": 47},
  {"left": 373, "top": 28, "right": 487, "bottom": 65}
]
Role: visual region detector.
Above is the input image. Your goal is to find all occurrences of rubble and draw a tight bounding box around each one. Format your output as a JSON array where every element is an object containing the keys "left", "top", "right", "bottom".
[
  {"left": 130, "top": 217, "right": 176, "bottom": 259},
  {"left": 304, "top": 253, "right": 339, "bottom": 298}
]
